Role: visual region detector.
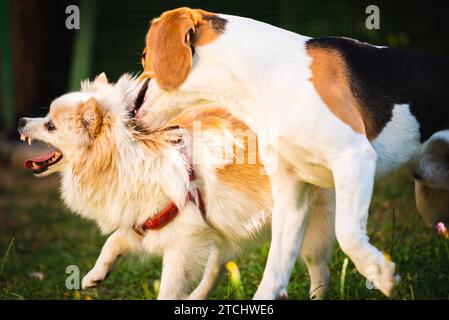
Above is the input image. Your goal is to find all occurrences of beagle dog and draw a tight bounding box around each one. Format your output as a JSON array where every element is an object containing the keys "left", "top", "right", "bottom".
[{"left": 137, "top": 7, "right": 449, "bottom": 299}]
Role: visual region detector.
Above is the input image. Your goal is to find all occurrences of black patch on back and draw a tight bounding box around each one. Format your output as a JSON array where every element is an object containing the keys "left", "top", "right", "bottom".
[{"left": 306, "top": 37, "right": 449, "bottom": 141}]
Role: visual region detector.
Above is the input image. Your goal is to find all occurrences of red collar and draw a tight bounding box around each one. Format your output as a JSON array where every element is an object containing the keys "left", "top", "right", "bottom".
[{"left": 134, "top": 148, "right": 206, "bottom": 235}]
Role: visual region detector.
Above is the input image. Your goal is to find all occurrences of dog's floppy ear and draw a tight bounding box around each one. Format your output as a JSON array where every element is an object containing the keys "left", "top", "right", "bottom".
[
  {"left": 414, "top": 137, "right": 449, "bottom": 189},
  {"left": 415, "top": 181, "right": 449, "bottom": 228},
  {"left": 79, "top": 98, "right": 103, "bottom": 138},
  {"left": 414, "top": 133, "right": 449, "bottom": 227},
  {"left": 146, "top": 9, "right": 200, "bottom": 90}
]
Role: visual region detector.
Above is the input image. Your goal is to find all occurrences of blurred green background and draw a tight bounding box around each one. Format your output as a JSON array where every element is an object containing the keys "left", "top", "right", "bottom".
[{"left": 1, "top": 0, "right": 449, "bottom": 137}]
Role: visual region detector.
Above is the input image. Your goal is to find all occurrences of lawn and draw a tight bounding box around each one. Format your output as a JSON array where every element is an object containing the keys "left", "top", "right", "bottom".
[{"left": 0, "top": 166, "right": 448, "bottom": 300}]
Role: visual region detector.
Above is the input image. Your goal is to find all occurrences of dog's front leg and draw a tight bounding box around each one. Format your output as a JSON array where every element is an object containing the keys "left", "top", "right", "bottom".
[
  {"left": 254, "top": 158, "right": 314, "bottom": 300},
  {"left": 188, "top": 246, "right": 223, "bottom": 300},
  {"left": 82, "top": 229, "right": 132, "bottom": 289},
  {"left": 331, "top": 144, "right": 397, "bottom": 297}
]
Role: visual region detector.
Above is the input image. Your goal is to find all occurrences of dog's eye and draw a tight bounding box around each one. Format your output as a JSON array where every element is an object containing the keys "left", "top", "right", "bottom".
[{"left": 46, "top": 120, "right": 56, "bottom": 131}]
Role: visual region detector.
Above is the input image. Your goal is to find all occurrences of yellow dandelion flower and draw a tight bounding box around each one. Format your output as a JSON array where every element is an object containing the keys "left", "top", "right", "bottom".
[{"left": 225, "top": 261, "right": 243, "bottom": 299}]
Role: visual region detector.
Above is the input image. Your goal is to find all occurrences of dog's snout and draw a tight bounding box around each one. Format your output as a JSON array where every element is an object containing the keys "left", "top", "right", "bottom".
[{"left": 18, "top": 118, "right": 27, "bottom": 129}]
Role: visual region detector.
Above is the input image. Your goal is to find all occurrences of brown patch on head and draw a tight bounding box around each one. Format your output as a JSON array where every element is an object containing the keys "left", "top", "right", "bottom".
[
  {"left": 72, "top": 128, "right": 117, "bottom": 190},
  {"left": 306, "top": 45, "right": 376, "bottom": 139},
  {"left": 72, "top": 107, "right": 115, "bottom": 186},
  {"left": 49, "top": 104, "right": 77, "bottom": 128},
  {"left": 191, "top": 13, "right": 227, "bottom": 46},
  {"left": 143, "top": 7, "right": 227, "bottom": 90},
  {"left": 78, "top": 98, "right": 103, "bottom": 139}
]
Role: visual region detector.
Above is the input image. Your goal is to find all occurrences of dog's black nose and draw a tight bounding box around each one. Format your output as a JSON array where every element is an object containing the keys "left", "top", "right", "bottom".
[{"left": 18, "top": 118, "right": 27, "bottom": 129}]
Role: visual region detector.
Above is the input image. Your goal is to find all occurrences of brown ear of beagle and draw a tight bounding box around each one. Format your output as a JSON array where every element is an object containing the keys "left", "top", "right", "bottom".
[{"left": 143, "top": 8, "right": 227, "bottom": 90}]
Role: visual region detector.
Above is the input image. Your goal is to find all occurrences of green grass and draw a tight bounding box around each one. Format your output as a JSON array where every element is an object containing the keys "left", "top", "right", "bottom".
[{"left": 0, "top": 168, "right": 448, "bottom": 300}]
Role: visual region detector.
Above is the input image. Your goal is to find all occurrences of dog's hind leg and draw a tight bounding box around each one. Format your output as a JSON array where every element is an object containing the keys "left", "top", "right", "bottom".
[
  {"left": 158, "top": 246, "right": 206, "bottom": 299},
  {"left": 253, "top": 158, "right": 315, "bottom": 300},
  {"left": 300, "top": 188, "right": 335, "bottom": 300},
  {"left": 188, "top": 246, "right": 224, "bottom": 300},
  {"left": 82, "top": 229, "right": 136, "bottom": 289}
]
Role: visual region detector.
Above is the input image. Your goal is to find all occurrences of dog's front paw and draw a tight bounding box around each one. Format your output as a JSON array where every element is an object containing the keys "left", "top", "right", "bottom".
[
  {"left": 377, "top": 260, "right": 400, "bottom": 298},
  {"left": 364, "top": 258, "right": 400, "bottom": 298},
  {"left": 82, "top": 268, "right": 108, "bottom": 289}
]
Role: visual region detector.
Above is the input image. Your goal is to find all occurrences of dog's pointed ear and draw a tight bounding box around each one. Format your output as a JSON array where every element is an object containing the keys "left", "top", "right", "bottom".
[
  {"left": 79, "top": 98, "right": 103, "bottom": 138},
  {"left": 81, "top": 73, "right": 109, "bottom": 93},
  {"left": 146, "top": 9, "right": 199, "bottom": 90},
  {"left": 92, "top": 72, "right": 108, "bottom": 91},
  {"left": 95, "top": 72, "right": 108, "bottom": 85}
]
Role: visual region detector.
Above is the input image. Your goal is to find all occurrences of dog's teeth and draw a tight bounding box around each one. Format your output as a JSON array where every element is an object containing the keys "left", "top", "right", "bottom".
[{"left": 27, "top": 137, "right": 33, "bottom": 145}]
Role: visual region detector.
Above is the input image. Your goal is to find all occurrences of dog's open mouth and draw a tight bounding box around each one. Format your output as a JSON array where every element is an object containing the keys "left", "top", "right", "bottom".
[
  {"left": 24, "top": 149, "right": 63, "bottom": 174},
  {"left": 21, "top": 136, "right": 63, "bottom": 174}
]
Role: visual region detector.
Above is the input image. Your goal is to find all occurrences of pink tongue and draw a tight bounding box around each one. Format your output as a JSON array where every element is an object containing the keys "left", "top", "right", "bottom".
[{"left": 24, "top": 150, "right": 57, "bottom": 169}]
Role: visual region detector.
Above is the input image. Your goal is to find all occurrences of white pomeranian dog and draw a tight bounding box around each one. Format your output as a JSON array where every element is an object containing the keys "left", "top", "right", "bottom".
[{"left": 17, "top": 73, "right": 335, "bottom": 299}]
